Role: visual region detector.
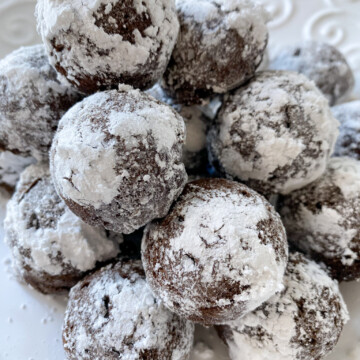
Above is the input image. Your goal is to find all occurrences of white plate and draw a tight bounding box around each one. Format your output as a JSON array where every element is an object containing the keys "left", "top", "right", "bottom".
[{"left": 1, "top": 1, "right": 360, "bottom": 359}]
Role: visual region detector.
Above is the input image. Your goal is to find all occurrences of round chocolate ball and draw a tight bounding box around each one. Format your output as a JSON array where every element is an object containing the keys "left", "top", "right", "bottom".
[
  {"left": 279, "top": 157, "right": 360, "bottom": 281},
  {"left": 217, "top": 252, "right": 348, "bottom": 360},
  {"left": 270, "top": 41, "right": 355, "bottom": 106},
  {"left": 142, "top": 178, "right": 288, "bottom": 325},
  {"left": 162, "top": 0, "right": 269, "bottom": 105},
  {"left": 208, "top": 71, "right": 339, "bottom": 196},
  {"left": 50, "top": 85, "right": 187, "bottom": 234},
  {"left": 36, "top": 0, "right": 179, "bottom": 94},
  {"left": 332, "top": 100, "right": 360, "bottom": 160},
  {"left": 63, "top": 259, "right": 195, "bottom": 359},
  {"left": 4, "top": 163, "right": 121, "bottom": 294},
  {"left": 0, "top": 45, "right": 81, "bottom": 160}
]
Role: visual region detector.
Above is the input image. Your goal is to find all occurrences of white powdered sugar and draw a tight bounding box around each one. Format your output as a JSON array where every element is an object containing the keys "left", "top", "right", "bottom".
[
  {"left": 294, "top": 207, "right": 357, "bottom": 266},
  {"left": 0, "top": 151, "right": 35, "bottom": 189},
  {"left": 280, "top": 157, "right": 360, "bottom": 277},
  {"left": 146, "top": 84, "right": 209, "bottom": 172},
  {"left": 270, "top": 41, "right": 355, "bottom": 106},
  {"left": 209, "top": 71, "right": 339, "bottom": 195},
  {"left": 4, "top": 163, "right": 120, "bottom": 277},
  {"left": 162, "top": 0, "right": 269, "bottom": 104},
  {"left": 176, "top": 0, "right": 269, "bottom": 49},
  {"left": 328, "top": 157, "right": 360, "bottom": 200},
  {"left": 332, "top": 100, "right": 360, "bottom": 160},
  {"left": 0, "top": 44, "right": 81, "bottom": 160},
  {"left": 36, "top": 0, "right": 179, "bottom": 92},
  {"left": 223, "top": 253, "right": 349, "bottom": 360},
  {"left": 63, "top": 261, "right": 194, "bottom": 359},
  {"left": 51, "top": 86, "right": 187, "bottom": 234},
  {"left": 51, "top": 96, "right": 124, "bottom": 209},
  {"left": 142, "top": 179, "right": 288, "bottom": 324}
]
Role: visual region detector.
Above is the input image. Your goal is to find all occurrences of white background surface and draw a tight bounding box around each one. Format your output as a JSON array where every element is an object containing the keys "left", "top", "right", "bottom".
[{"left": 0, "top": 0, "right": 360, "bottom": 359}]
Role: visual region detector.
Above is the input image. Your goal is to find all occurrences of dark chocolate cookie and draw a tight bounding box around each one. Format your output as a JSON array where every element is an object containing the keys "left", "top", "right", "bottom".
[
  {"left": 142, "top": 178, "right": 288, "bottom": 325},
  {"left": 279, "top": 157, "right": 360, "bottom": 281},
  {"left": 270, "top": 41, "right": 354, "bottom": 105},
  {"left": 0, "top": 45, "right": 81, "bottom": 160},
  {"left": 50, "top": 85, "right": 187, "bottom": 234},
  {"left": 162, "top": 0, "right": 269, "bottom": 105},
  {"left": 4, "top": 163, "right": 121, "bottom": 294},
  {"left": 36, "top": 0, "right": 179, "bottom": 94},
  {"left": 208, "top": 71, "right": 339, "bottom": 196},
  {"left": 63, "top": 259, "right": 195, "bottom": 359},
  {"left": 217, "top": 252, "right": 348, "bottom": 360}
]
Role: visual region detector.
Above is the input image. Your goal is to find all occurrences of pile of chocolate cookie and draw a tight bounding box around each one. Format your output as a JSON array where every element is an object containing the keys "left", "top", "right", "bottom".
[{"left": 1, "top": 0, "right": 358, "bottom": 359}]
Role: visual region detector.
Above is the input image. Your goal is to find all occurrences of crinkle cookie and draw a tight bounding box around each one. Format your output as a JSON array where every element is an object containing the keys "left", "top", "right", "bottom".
[
  {"left": 208, "top": 71, "right": 339, "bottom": 196},
  {"left": 332, "top": 100, "right": 360, "bottom": 160},
  {"left": 217, "top": 252, "right": 348, "bottom": 360},
  {"left": 0, "top": 45, "right": 82, "bottom": 160},
  {"left": 50, "top": 85, "right": 187, "bottom": 234},
  {"left": 147, "top": 84, "right": 209, "bottom": 174},
  {"left": 270, "top": 41, "right": 355, "bottom": 105},
  {"left": 36, "top": 0, "right": 179, "bottom": 94},
  {"left": 279, "top": 157, "right": 360, "bottom": 281},
  {"left": 4, "top": 163, "right": 121, "bottom": 294},
  {"left": 142, "top": 178, "right": 288, "bottom": 325},
  {"left": 63, "top": 259, "right": 195, "bottom": 360},
  {"left": 162, "top": 0, "right": 269, "bottom": 105}
]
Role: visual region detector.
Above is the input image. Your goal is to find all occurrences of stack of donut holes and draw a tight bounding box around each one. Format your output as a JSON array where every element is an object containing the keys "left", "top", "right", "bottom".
[{"left": 0, "top": 0, "right": 357, "bottom": 359}]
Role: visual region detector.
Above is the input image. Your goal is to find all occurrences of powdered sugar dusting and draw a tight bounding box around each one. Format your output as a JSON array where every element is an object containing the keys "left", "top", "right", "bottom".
[
  {"left": 4, "top": 163, "right": 120, "bottom": 276},
  {"left": 162, "top": 0, "right": 269, "bottom": 104},
  {"left": 223, "top": 253, "right": 349, "bottom": 360},
  {"left": 209, "top": 71, "right": 339, "bottom": 195},
  {"left": 63, "top": 260, "right": 194, "bottom": 359},
  {"left": 270, "top": 41, "right": 355, "bottom": 106},
  {"left": 329, "top": 157, "right": 360, "bottom": 200},
  {"left": 146, "top": 84, "right": 209, "bottom": 172},
  {"left": 36, "top": 0, "right": 179, "bottom": 91},
  {"left": 51, "top": 87, "right": 187, "bottom": 234},
  {"left": 280, "top": 157, "right": 360, "bottom": 271},
  {"left": 176, "top": 0, "right": 269, "bottom": 49},
  {"left": 0, "top": 44, "right": 81, "bottom": 160},
  {"left": 142, "top": 179, "right": 288, "bottom": 324}
]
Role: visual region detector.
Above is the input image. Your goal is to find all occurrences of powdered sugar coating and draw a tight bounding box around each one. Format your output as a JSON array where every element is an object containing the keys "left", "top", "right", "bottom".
[
  {"left": 0, "top": 151, "right": 35, "bottom": 190},
  {"left": 162, "top": 0, "right": 269, "bottom": 105},
  {"left": 4, "top": 163, "right": 120, "bottom": 294},
  {"left": 51, "top": 86, "right": 187, "bottom": 234},
  {"left": 332, "top": 101, "right": 360, "bottom": 160},
  {"left": 270, "top": 42, "right": 355, "bottom": 106},
  {"left": 36, "top": 0, "right": 179, "bottom": 94},
  {"left": 142, "top": 178, "right": 288, "bottom": 325},
  {"left": 208, "top": 71, "right": 339, "bottom": 195},
  {"left": 218, "top": 252, "right": 348, "bottom": 360},
  {"left": 146, "top": 84, "right": 209, "bottom": 174},
  {"left": 0, "top": 45, "right": 82, "bottom": 160},
  {"left": 279, "top": 157, "right": 360, "bottom": 281},
  {"left": 63, "top": 260, "right": 195, "bottom": 360}
]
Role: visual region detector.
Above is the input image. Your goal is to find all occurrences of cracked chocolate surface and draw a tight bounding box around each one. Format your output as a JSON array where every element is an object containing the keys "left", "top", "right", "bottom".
[
  {"left": 142, "top": 178, "right": 288, "bottom": 325},
  {"left": 217, "top": 252, "right": 348, "bottom": 360},
  {"left": 63, "top": 259, "right": 194, "bottom": 360}
]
